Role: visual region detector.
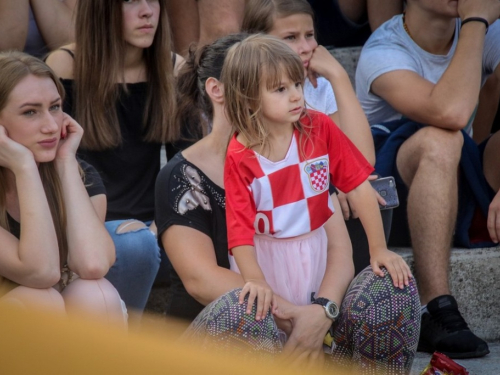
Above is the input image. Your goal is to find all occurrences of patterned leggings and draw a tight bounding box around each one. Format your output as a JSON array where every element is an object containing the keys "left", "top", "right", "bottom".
[{"left": 184, "top": 267, "right": 420, "bottom": 374}]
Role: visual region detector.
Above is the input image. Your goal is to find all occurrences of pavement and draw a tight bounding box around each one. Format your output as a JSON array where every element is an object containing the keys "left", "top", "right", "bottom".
[{"left": 410, "top": 343, "right": 500, "bottom": 375}]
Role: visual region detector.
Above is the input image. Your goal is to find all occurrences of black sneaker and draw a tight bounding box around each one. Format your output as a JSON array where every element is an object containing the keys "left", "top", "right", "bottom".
[{"left": 417, "top": 295, "right": 490, "bottom": 359}]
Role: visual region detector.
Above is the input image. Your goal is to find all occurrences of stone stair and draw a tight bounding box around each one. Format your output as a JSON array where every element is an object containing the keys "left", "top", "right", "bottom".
[{"left": 396, "top": 246, "right": 500, "bottom": 342}]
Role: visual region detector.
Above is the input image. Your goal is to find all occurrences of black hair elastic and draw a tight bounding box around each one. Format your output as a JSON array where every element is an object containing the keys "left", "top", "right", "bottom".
[{"left": 461, "top": 17, "right": 489, "bottom": 34}]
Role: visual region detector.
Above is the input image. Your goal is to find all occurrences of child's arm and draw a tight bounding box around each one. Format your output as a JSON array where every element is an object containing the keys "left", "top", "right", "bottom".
[
  {"left": 224, "top": 148, "right": 276, "bottom": 320},
  {"left": 347, "top": 179, "right": 412, "bottom": 289},
  {"left": 232, "top": 245, "right": 276, "bottom": 321},
  {"left": 316, "top": 194, "right": 355, "bottom": 305},
  {"left": 308, "top": 45, "right": 375, "bottom": 166}
]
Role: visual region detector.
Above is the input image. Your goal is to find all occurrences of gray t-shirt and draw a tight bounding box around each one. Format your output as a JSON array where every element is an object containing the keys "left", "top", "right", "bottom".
[
  {"left": 304, "top": 77, "right": 338, "bottom": 116},
  {"left": 356, "top": 15, "right": 500, "bottom": 135}
]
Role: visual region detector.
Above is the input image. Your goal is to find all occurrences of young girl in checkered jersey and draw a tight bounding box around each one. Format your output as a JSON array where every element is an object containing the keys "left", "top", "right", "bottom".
[
  {"left": 242, "top": 0, "right": 394, "bottom": 278},
  {"left": 223, "top": 34, "right": 413, "bottom": 322}
]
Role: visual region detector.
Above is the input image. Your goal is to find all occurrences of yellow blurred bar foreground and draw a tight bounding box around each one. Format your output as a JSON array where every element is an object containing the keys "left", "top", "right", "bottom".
[{"left": 0, "top": 304, "right": 352, "bottom": 375}]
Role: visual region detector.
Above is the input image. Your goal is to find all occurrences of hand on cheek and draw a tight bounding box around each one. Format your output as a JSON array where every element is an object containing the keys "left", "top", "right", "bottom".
[
  {"left": 56, "top": 114, "right": 84, "bottom": 161},
  {"left": 0, "top": 125, "right": 34, "bottom": 170}
]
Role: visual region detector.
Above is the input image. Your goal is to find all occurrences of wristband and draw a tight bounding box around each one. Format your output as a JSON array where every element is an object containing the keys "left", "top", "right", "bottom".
[{"left": 461, "top": 17, "right": 489, "bottom": 34}]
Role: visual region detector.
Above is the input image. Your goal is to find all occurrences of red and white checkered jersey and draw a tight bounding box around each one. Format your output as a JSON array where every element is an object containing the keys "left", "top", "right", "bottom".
[{"left": 225, "top": 111, "right": 374, "bottom": 250}]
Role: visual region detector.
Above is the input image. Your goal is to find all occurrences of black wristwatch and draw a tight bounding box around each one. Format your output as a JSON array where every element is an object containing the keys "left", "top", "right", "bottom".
[{"left": 311, "top": 293, "right": 339, "bottom": 320}]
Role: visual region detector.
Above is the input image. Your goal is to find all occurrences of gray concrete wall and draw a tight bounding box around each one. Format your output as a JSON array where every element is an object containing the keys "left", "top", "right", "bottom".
[
  {"left": 329, "top": 46, "right": 362, "bottom": 87},
  {"left": 396, "top": 246, "right": 500, "bottom": 342}
]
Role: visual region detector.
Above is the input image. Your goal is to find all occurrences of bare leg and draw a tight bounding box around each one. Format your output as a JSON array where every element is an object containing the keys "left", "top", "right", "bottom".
[
  {"left": 62, "top": 278, "right": 127, "bottom": 329},
  {"left": 197, "top": 0, "right": 245, "bottom": 47},
  {"left": 165, "top": 0, "right": 199, "bottom": 56},
  {"left": 396, "top": 127, "right": 463, "bottom": 304},
  {"left": 0, "top": 286, "right": 66, "bottom": 314}
]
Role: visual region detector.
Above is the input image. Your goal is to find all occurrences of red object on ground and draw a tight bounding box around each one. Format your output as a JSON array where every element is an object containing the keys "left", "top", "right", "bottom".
[{"left": 420, "top": 352, "right": 469, "bottom": 375}]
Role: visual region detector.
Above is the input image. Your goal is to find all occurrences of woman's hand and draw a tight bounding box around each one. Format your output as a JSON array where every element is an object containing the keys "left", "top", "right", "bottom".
[
  {"left": 240, "top": 279, "right": 277, "bottom": 321},
  {"left": 370, "top": 247, "right": 412, "bottom": 289},
  {"left": 274, "top": 303, "right": 332, "bottom": 369},
  {"left": 56, "top": 114, "right": 83, "bottom": 162},
  {"left": 0, "top": 125, "right": 35, "bottom": 172}
]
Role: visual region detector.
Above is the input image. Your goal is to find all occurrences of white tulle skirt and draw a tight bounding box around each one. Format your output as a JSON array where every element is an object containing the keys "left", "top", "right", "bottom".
[{"left": 229, "top": 227, "right": 327, "bottom": 306}]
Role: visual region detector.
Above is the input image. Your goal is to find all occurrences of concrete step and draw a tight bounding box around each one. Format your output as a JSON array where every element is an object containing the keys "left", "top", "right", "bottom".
[
  {"left": 395, "top": 246, "right": 500, "bottom": 342},
  {"left": 328, "top": 46, "right": 362, "bottom": 87}
]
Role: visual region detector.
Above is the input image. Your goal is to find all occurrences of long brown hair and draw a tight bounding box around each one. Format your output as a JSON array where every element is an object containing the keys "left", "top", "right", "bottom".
[
  {"left": 175, "top": 33, "right": 249, "bottom": 139},
  {"left": 0, "top": 51, "right": 68, "bottom": 267},
  {"left": 74, "top": 0, "right": 177, "bottom": 150},
  {"left": 242, "top": 0, "right": 315, "bottom": 34},
  {"left": 221, "top": 34, "right": 308, "bottom": 157}
]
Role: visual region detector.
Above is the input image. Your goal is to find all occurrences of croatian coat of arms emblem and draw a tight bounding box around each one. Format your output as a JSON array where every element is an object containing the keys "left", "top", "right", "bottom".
[{"left": 304, "top": 159, "right": 329, "bottom": 192}]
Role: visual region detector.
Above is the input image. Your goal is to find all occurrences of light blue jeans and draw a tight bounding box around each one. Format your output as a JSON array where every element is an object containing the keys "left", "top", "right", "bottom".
[{"left": 104, "top": 220, "right": 161, "bottom": 313}]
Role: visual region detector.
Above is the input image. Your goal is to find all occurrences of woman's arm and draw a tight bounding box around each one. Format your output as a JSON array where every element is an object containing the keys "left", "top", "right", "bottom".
[
  {"left": 162, "top": 225, "right": 243, "bottom": 305},
  {"left": 309, "top": 46, "right": 375, "bottom": 165},
  {"left": 56, "top": 115, "right": 115, "bottom": 279},
  {"left": 0, "top": 126, "right": 60, "bottom": 287}
]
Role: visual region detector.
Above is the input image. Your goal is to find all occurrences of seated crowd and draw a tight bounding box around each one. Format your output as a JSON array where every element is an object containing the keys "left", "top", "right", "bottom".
[{"left": 0, "top": 0, "right": 499, "bottom": 374}]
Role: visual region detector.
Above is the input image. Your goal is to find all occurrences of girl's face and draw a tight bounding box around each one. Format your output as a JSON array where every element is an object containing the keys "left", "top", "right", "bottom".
[
  {"left": 268, "top": 13, "right": 318, "bottom": 72},
  {"left": 260, "top": 72, "right": 304, "bottom": 128},
  {"left": 122, "top": 0, "right": 160, "bottom": 50},
  {"left": 0, "top": 75, "right": 63, "bottom": 163}
]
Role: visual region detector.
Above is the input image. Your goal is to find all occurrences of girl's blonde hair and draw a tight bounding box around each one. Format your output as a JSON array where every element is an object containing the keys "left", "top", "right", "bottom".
[
  {"left": 0, "top": 51, "right": 68, "bottom": 268},
  {"left": 221, "top": 34, "right": 308, "bottom": 155},
  {"left": 74, "top": 0, "right": 176, "bottom": 150},
  {"left": 242, "top": 0, "right": 315, "bottom": 34}
]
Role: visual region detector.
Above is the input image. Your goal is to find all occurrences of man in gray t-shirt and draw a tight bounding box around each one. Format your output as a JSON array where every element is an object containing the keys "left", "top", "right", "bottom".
[{"left": 355, "top": 0, "right": 500, "bottom": 360}]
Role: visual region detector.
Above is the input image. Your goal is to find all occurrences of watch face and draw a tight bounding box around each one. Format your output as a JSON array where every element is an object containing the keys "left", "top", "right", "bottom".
[{"left": 325, "top": 301, "right": 339, "bottom": 319}]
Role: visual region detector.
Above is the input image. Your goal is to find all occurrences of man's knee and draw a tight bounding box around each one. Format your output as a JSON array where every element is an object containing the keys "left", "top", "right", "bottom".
[
  {"left": 417, "top": 127, "right": 463, "bottom": 166},
  {"left": 398, "top": 127, "right": 463, "bottom": 182},
  {"left": 421, "top": 127, "right": 464, "bottom": 166}
]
